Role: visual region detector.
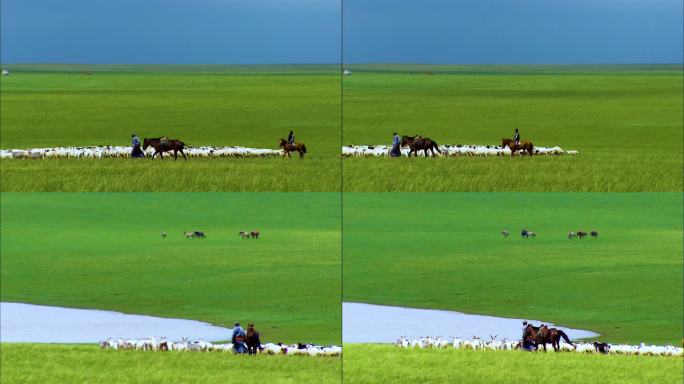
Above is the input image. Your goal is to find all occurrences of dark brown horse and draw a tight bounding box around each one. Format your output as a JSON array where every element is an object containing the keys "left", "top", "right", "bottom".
[
  {"left": 245, "top": 324, "right": 262, "bottom": 355},
  {"left": 524, "top": 324, "right": 574, "bottom": 352},
  {"left": 400, "top": 135, "right": 441, "bottom": 157},
  {"left": 143, "top": 138, "right": 187, "bottom": 160},
  {"left": 250, "top": 231, "right": 260, "bottom": 239},
  {"left": 577, "top": 231, "right": 588, "bottom": 239},
  {"left": 502, "top": 138, "right": 534, "bottom": 156},
  {"left": 279, "top": 139, "right": 307, "bottom": 158}
]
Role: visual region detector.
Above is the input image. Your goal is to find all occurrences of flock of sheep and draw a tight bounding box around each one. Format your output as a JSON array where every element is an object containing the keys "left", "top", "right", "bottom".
[
  {"left": 395, "top": 336, "right": 684, "bottom": 357},
  {"left": 99, "top": 337, "right": 342, "bottom": 357},
  {"left": 342, "top": 144, "right": 578, "bottom": 157},
  {"left": 0, "top": 146, "right": 283, "bottom": 159}
]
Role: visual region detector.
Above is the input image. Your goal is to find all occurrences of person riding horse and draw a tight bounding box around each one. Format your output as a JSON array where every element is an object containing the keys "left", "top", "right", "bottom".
[
  {"left": 232, "top": 322, "right": 247, "bottom": 354},
  {"left": 131, "top": 134, "right": 145, "bottom": 158},
  {"left": 390, "top": 132, "right": 401, "bottom": 157},
  {"left": 514, "top": 129, "right": 520, "bottom": 146},
  {"left": 287, "top": 131, "right": 295, "bottom": 148}
]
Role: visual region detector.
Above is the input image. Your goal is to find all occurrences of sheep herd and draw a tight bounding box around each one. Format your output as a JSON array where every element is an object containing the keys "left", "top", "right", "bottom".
[
  {"left": 342, "top": 144, "right": 578, "bottom": 157},
  {"left": 99, "top": 337, "right": 342, "bottom": 357},
  {"left": 0, "top": 146, "right": 284, "bottom": 159},
  {"left": 395, "top": 336, "right": 684, "bottom": 357}
]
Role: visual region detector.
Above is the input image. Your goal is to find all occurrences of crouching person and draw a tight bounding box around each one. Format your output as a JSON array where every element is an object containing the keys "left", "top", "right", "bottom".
[{"left": 232, "top": 322, "right": 248, "bottom": 354}]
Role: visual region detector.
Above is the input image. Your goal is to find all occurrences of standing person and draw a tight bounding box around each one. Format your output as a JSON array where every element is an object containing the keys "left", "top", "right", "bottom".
[
  {"left": 287, "top": 131, "right": 295, "bottom": 148},
  {"left": 390, "top": 132, "right": 401, "bottom": 157},
  {"left": 131, "top": 134, "right": 144, "bottom": 158},
  {"left": 232, "top": 322, "right": 247, "bottom": 354},
  {"left": 513, "top": 129, "right": 520, "bottom": 146}
]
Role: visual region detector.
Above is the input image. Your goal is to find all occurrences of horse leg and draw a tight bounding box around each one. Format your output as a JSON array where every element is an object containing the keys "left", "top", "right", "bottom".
[
  {"left": 173, "top": 150, "right": 178, "bottom": 160},
  {"left": 181, "top": 149, "right": 187, "bottom": 160},
  {"left": 299, "top": 150, "right": 304, "bottom": 159}
]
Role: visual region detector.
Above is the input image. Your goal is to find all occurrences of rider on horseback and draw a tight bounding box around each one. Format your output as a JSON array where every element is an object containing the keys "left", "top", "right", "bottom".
[
  {"left": 287, "top": 131, "right": 295, "bottom": 148},
  {"left": 513, "top": 129, "right": 520, "bottom": 146}
]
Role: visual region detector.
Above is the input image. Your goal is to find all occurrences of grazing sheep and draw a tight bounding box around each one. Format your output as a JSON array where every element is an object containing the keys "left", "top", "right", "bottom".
[
  {"left": 161, "top": 231, "right": 167, "bottom": 239},
  {"left": 239, "top": 231, "right": 250, "bottom": 239},
  {"left": 184, "top": 231, "right": 195, "bottom": 239},
  {"left": 502, "top": 229, "right": 509, "bottom": 238}
]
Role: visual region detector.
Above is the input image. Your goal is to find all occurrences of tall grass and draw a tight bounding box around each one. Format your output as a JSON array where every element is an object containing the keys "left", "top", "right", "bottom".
[
  {"left": 343, "top": 344, "right": 682, "bottom": 384},
  {"left": 1, "top": 344, "right": 341, "bottom": 384},
  {"left": 1, "top": 158, "right": 340, "bottom": 192}
]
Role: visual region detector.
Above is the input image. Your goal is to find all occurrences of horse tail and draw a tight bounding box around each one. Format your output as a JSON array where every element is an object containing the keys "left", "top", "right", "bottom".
[
  {"left": 301, "top": 144, "right": 307, "bottom": 154},
  {"left": 432, "top": 141, "right": 441, "bottom": 153},
  {"left": 558, "top": 330, "right": 573, "bottom": 345}
]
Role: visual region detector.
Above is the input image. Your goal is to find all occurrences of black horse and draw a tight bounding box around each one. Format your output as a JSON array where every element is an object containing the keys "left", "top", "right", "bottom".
[
  {"left": 143, "top": 137, "right": 188, "bottom": 160},
  {"left": 194, "top": 231, "right": 206, "bottom": 239}
]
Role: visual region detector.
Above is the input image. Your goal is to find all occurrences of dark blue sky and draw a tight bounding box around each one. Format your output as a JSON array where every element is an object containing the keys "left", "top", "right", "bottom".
[
  {"left": 2, "top": 0, "right": 681, "bottom": 64},
  {"left": 345, "top": 0, "right": 683, "bottom": 64},
  {"left": 1, "top": 0, "right": 341, "bottom": 64}
]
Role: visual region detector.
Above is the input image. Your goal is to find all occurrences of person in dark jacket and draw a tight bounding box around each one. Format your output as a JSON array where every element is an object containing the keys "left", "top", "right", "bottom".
[
  {"left": 513, "top": 129, "right": 520, "bottom": 146},
  {"left": 287, "top": 131, "right": 295, "bottom": 147}
]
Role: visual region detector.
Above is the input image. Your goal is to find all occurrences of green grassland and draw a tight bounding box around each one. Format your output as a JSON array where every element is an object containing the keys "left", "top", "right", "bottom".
[
  {"left": 1, "top": 344, "right": 340, "bottom": 384},
  {"left": 343, "top": 345, "right": 682, "bottom": 384},
  {"left": 342, "top": 65, "right": 683, "bottom": 192},
  {"left": 1, "top": 193, "right": 341, "bottom": 345},
  {"left": 343, "top": 193, "right": 682, "bottom": 344},
  {"left": 0, "top": 65, "right": 340, "bottom": 192}
]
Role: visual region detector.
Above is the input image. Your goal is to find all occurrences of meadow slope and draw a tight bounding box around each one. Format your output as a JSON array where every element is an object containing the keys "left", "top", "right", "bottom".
[
  {"left": 343, "top": 193, "right": 682, "bottom": 344},
  {"left": 342, "top": 65, "right": 683, "bottom": 192},
  {"left": 1, "top": 193, "right": 341, "bottom": 345},
  {"left": 0, "top": 65, "right": 340, "bottom": 192}
]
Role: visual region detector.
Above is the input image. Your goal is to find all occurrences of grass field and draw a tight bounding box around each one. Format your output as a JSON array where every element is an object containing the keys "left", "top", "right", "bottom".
[
  {"left": 0, "top": 158, "right": 340, "bottom": 192},
  {"left": 343, "top": 344, "right": 682, "bottom": 384},
  {"left": 342, "top": 65, "right": 683, "bottom": 192},
  {"left": 343, "top": 193, "right": 682, "bottom": 345},
  {"left": 1, "top": 344, "right": 340, "bottom": 384},
  {"left": 1, "top": 193, "right": 341, "bottom": 345},
  {"left": 0, "top": 64, "right": 340, "bottom": 192}
]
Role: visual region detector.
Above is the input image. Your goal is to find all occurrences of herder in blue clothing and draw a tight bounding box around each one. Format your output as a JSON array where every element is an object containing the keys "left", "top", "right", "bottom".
[
  {"left": 513, "top": 129, "right": 520, "bottom": 146},
  {"left": 232, "top": 322, "right": 247, "bottom": 354},
  {"left": 131, "top": 134, "right": 145, "bottom": 158},
  {"left": 390, "top": 132, "right": 401, "bottom": 157}
]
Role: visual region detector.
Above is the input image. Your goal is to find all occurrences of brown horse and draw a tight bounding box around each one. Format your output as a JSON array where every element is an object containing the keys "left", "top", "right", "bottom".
[
  {"left": 279, "top": 139, "right": 307, "bottom": 158},
  {"left": 501, "top": 138, "right": 534, "bottom": 156},
  {"left": 143, "top": 138, "right": 187, "bottom": 160},
  {"left": 400, "top": 135, "right": 441, "bottom": 157},
  {"left": 250, "top": 231, "right": 260, "bottom": 239},
  {"left": 524, "top": 324, "right": 574, "bottom": 352},
  {"left": 245, "top": 324, "right": 262, "bottom": 355}
]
